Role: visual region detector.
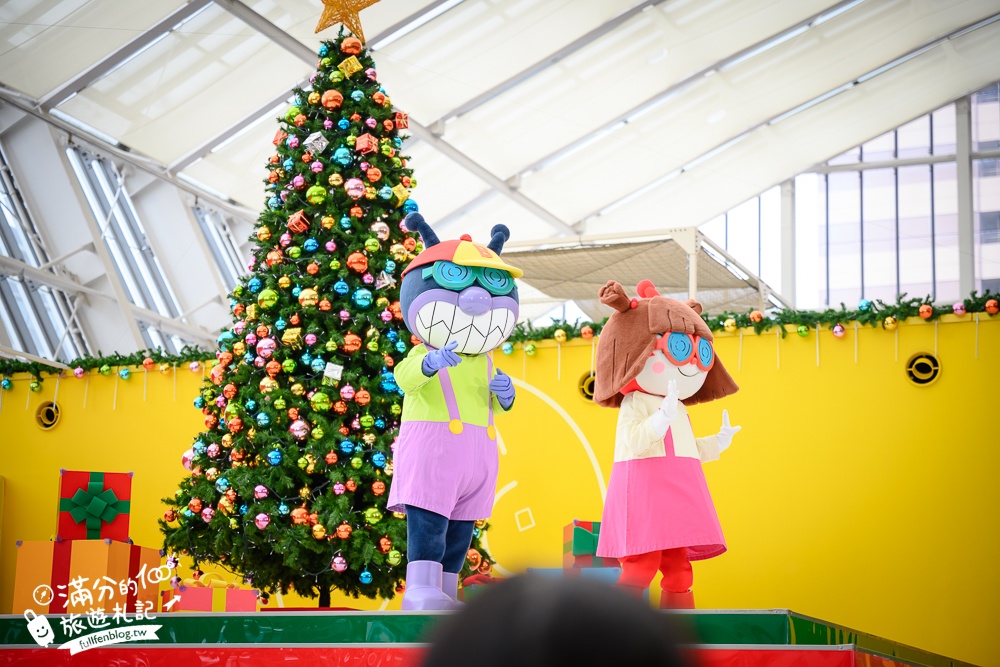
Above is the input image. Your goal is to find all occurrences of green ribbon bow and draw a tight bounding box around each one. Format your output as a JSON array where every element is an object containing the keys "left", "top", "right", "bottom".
[
  {"left": 59, "top": 473, "right": 130, "bottom": 539},
  {"left": 571, "top": 524, "right": 601, "bottom": 557}
]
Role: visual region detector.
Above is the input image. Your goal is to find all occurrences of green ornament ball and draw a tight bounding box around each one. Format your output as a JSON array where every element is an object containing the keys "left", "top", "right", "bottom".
[
  {"left": 387, "top": 550, "right": 402, "bottom": 566},
  {"left": 282, "top": 359, "right": 296, "bottom": 373},
  {"left": 310, "top": 392, "right": 331, "bottom": 412},
  {"left": 287, "top": 246, "right": 301, "bottom": 259},
  {"left": 274, "top": 397, "right": 287, "bottom": 410},
  {"left": 284, "top": 106, "right": 301, "bottom": 122},
  {"left": 360, "top": 415, "right": 375, "bottom": 428},
  {"left": 258, "top": 289, "right": 278, "bottom": 309},
  {"left": 29, "top": 380, "right": 42, "bottom": 393},
  {"left": 350, "top": 456, "right": 363, "bottom": 469},
  {"left": 364, "top": 507, "right": 382, "bottom": 525},
  {"left": 524, "top": 343, "right": 537, "bottom": 356},
  {"left": 306, "top": 185, "right": 327, "bottom": 205},
  {"left": 99, "top": 364, "right": 112, "bottom": 376},
  {"left": 364, "top": 238, "right": 380, "bottom": 252},
  {"left": 797, "top": 325, "right": 809, "bottom": 337},
  {"left": 329, "top": 260, "right": 341, "bottom": 271}
]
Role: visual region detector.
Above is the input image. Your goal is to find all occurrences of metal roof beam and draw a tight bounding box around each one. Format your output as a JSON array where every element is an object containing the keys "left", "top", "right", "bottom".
[
  {"left": 0, "top": 255, "right": 216, "bottom": 346},
  {"left": 212, "top": 0, "right": 316, "bottom": 63},
  {"left": 432, "top": 0, "right": 668, "bottom": 126},
  {"left": 572, "top": 12, "right": 1000, "bottom": 229},
  {"left": 37, "top": 0, "right": 214, "bottom": 112},
  {"left": 0, "top": 86, "right": 256, "bottom": 223}
]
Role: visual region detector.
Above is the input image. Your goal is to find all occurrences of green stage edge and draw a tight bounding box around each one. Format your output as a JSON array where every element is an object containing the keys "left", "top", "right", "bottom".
[{"left": 0, "top": 610, "right": 975, "bottom": 667}]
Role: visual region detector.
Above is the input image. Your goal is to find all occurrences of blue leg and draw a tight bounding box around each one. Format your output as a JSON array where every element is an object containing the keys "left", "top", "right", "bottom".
[{"left": 442, "top": 520, "right": 475, "bottom": 574}]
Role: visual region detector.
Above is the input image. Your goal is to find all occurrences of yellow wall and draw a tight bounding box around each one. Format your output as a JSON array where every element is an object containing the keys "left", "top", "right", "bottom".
[{"left": 1, "top": 315, "right": 998, "bottom": 665}]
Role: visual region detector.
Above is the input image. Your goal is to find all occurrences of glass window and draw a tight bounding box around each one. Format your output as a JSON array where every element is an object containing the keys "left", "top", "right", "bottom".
[
  {"left": 862, "top": 131, "right": 895, "bottom": 162},
  {"left": 826, "top": 172, "right": 861, "bottom": 306},
  {"left": 897, "top": 166, "right": 934, "bottom": 299},
  {"left": 932, "top": 105, "right": 956, "bottom": 155},
  {"left": 0, "top": 143, "right": 89, "bottom": 361},
  {"left": 972, "top": 82, "right": 999, "bottom": 152},
  {"left": 66, "top": 147, "right": 190, "bottom": 354},
  {"left": 192, "top": 206, "right": 247, "bottom": 291},
  {"left": 861, "top": 168, "right": 897, "bottom": 301},
  {"left": 896, "top": 116, "right": 931, "bottom": 160},
  {"left": 933, "top": 162, "right": 960, "bottom": 303}
]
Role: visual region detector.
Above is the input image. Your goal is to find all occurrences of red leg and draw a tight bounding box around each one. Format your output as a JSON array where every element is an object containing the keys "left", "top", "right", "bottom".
[
  {"left": 658, "top": 548, "right": 695, "bottom": 609},
  {"left": 617, "top": 551, "right": 660, "bottom": 594}
]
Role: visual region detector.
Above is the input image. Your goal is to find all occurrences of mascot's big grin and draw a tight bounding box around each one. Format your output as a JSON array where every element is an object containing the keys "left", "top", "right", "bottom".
[{"left": 407, "top": 289, "right": 518, "bottom": 355}]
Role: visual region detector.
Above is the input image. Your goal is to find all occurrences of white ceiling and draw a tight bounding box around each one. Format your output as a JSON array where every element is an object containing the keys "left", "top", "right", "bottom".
[{"left": 1, "top": 0, "right": 999, "bottom": 355}]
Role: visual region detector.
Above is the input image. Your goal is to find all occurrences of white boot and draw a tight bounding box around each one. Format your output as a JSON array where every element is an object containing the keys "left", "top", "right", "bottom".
[{"left": 401, "top": 560, "right": 453, "bottom": 611}]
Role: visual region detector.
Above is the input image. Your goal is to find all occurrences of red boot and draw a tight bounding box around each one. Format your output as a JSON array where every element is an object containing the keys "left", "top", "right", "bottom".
[{"left": 660, "top": 589, "right": 695, "bottom": 609}]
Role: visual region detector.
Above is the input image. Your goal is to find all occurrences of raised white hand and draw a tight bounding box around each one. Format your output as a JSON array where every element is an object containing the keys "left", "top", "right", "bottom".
[
  {"left": 651, "top": 380, "right": 679, "bottom": 436},
  {"left": 717, "top": 409, "right": 742, "bottom": 452}
]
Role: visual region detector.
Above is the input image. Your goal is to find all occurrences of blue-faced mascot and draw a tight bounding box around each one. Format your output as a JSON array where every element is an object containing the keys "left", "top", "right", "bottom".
[{"left": 388, "top": 212, "right": 521, "bottom": 609}]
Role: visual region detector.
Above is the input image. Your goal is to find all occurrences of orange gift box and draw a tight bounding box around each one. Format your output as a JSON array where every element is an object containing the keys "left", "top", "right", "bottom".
[
  {"left": 161, "top": 574, "right": 258, "bottom": 612},
  {"left": 12, "top": 538, "right": 160, "bottom": 615}
]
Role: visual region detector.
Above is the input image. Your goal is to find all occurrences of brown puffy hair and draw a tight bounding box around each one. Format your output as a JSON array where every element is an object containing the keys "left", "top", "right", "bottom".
[{"left": 592, "top": 280, "right": 739, "bottom": 408}]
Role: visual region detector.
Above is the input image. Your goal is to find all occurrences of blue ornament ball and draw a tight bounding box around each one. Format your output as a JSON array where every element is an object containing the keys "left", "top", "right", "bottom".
[
  {"left": 1, "top": 378, "right": 12, "bottom": 391},
  {"left": 245, "top": 399, "right": 257, "bottom": 411},
  {"left": 337, "top": 119, "right": 351, "bottom": 130},
  {"left": 248, "top": 277, "right": 262, "bottom": 293},
  {"left": 278, "top": 503, "right": 290, "bottom": 515},
  {"left": 374, "top": 417, "right": 386, "bottom": 430},
  {"left": 395, "top": 341, "right": 407, "bottom": 353},
  {"left": 340, "top": 441, "right": 355, "bottom": 455},
  {"left": 215, "top": 479, "right": 230, "bottom": 492},
  {"left": 359, "top": 570, "right": 373, "bottom": 584},
  {"left": 239, "top": 504, "right": 249, "bottom": 515},
  {"left": 311, "top": 358, "right": 326, "bottom": 372},
  {"left": 334, "top": 280, "right": 350, "bottom": 295},
  {"left": 193, "top": 441, "right": 206, "bottom": 455},
  {"left": 501, "top": 342, "right": 514, "bottom": 355},
  {"left": 339, "top": 216, "right": 352, "bottom": 230},
  {"left": 193, "top": 396, "right": 205, "bottom": 409},
  {"left": 275, "top": 317, "right": 287, "bottom": 331},
  {"left": 292, "top": 286, "right": 301, "bottom": 298},
  {"left": 304, "top": 238, "right": 319, "bottom": 252},
  {"left": 859, "top": 299, "right": 872, "bottom": 312},
  {"left": 333, "top": 147, "right": 352, "bottom": 166},
  {"left": 244, "top": 353, "right": 255, "bottom": 364},
  {"left": 372, "top": 452, "right": 386, "bottom": 468},
  {"left": 282, "top": 158, "right": 294, "bottom": 171},
  {"left": 393, "top": 137, "right": 402, "bottom": 148},
  {"left": 473, "top": 527, "right": 481, "bottom": 538},
  {"left": 268, "top": 196, "right": 281, "bottom": 210},
  {"left": 300, "top": 352, "right": 313, "bottom": 365},
  {"left": 318, "top": 44, "right": 329, "bottom": 57},
  {"left": 256, "top": 412, "right": 270, "bottom": 427},
  {"left": 386, "top": 330, "right": 399, "bottom": 343},
  {"left": 378, "top": 186, "right": 392, "bottom": 200},
  {"left": 267, "top": 450, "right": 283, "bottom": 466},
  {"left": 353, "top": 288, "right": 373, "bottom": 308},
  {"left": 380, "top": 374, "right": 398, "bottom": 393},
  {"left": 384, "top": 260, "right": 396, "bottom": 272},
  {"left": 351, "top": 90, "right": 364, "bottom": 102},
  {"left": 402, "top": 199, "right": 419, "bottom": 213}
]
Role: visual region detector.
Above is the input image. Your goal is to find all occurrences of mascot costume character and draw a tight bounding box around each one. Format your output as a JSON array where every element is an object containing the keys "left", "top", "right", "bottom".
[
  {"left": 388, "top": 212, "right": 521, "bottom": 610},
  {"left": 593, "top": 279, "right": 741, "bottom": 608}
]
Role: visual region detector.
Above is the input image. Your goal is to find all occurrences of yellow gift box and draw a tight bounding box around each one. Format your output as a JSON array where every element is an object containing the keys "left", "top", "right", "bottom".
[{"left": 12, "top": 538, "right": 161, "bottom": 615}]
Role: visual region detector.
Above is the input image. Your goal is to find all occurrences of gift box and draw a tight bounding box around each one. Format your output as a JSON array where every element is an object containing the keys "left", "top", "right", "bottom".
[
  {"left": 161, "top": 574, "right": 258, "bottom": 612},
  {"left": 355, "top": 133, "right": 378, "bottom": 155},
  {"left": 57, "top": 470, "right": 132, "bottom": 542},
  {"left": 12, "top": 538, "right": 160, "bottom": 615},
  {"left": 563, "top": 519, "right": 618, "bottom": 569}
]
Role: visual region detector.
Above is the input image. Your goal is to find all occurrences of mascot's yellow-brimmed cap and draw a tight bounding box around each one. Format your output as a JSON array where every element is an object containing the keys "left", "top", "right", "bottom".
[{"left": 401, "top": 214, "right": 523, "bottom": 279}]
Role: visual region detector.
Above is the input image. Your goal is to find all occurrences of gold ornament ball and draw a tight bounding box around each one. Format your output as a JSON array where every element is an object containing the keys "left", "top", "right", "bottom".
[
  {"left": 312, "top": 524, "right": 327, "bottom": 540},
  {"left": 883, "top": 316, "right": 897, "bottom": 330},
  {"left": 553, "top": 329, "right": 567, "bottom": 343},
  {"left": 299, "top": 486, "right": 311, "bottom": 499},
  {"left": 723, "top": 318, "right": 737, "bottom": 333}
]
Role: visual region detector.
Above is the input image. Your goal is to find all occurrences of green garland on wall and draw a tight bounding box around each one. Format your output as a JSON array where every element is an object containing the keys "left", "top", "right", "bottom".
[{"left": 2, "top": 292, "right": 997, "bottom": 382}]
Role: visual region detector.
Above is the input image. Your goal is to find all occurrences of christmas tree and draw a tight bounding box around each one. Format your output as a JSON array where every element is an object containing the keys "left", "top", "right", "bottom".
[{"left": 161, "top": 32, "right": 492, "bottom": 606}]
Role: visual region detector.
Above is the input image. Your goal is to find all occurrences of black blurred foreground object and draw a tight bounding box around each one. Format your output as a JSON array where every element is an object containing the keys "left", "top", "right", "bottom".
[{"left": 422, "top": 574, "right": 693, "bottom": 667}]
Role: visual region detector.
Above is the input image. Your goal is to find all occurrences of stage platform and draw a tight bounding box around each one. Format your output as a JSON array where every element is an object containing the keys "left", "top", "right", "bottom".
[{"left": 0, "top": 609, "right": 974, "bottom": 666}]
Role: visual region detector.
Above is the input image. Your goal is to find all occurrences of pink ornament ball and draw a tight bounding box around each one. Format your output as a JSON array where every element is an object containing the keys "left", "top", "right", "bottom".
[
  {"left": 189, "top": 361, "right": 201, "bottom": 373},
  {"left": 333, "top": 482, "right": 346, "bottom": 495},
  {"left": 305, "top": 333, "right": 317, "bottom": 346},
  {"left": 340, "top": 384, "right": 355, "bottom": 400},
  {"left": 182, "top": 448, "right": 195, "bottom": 470},
  {"left": 248, "top": 258, "right": 255, "bottom": 270},
  {"left": 362, "top": 273, "right": 374, "bottom": 284},
  {"left": 255, "top": 513, "right": 270, "bottom": 530},
  {"left": 215, "top": 395, "right": 227, "bottom": 408},
  {"left": 310, "top": 161, "right": 324, "bottom": 173},
  {"left": 324, "top": 119, "right": 333, "bottom": 130},
  {"left": 287, "top": 136, "right": 299, "bottom": 149},
  {"left": 256, "top": 338, "right": 277, "bottom": 358},
  {"left": 365, "top": 117, "right": 377, "bottom": 129},
  {"left": 254, "top": 484, "right": 268, "bottom": 499},
  {"left": 73, "top": 367, "right": 85, "bottom": 378},
  {"left": 280, "top": 233, "right": 293, "bottom": 247},
  {"left": 325, "top": 241, "right": 337, "bottom": 252},
  {"left": 380, "top": 310, "right": 392, "bottom": 322},
  {"left": 399, "top": 219, "right": 409, "bottom": 233},
  {"left": 332, "top": 556, "right": 347, "bottom": 572},
  {"left": 360, "top": 162, "right": 370, "bottom": 172},
  {"left": 245, "top": 333, "right": 258, "bottom": 346},
  {"left": 233, "top": 321, "right": 246, "bottom": 335},
  {"left": 280, "top": 189, "right": 289, "bottom": 201},
  {"left": 365, "top": 68, "right": 377, "bottom": 80},
  {"left": 207, "top": 443, "right": 221, "bottom": 458},
  {"left": 291, "top": 175, "right": 305, "bottom": 190},
  {"left": 254, "top": 356, "right": 266, "bottom": 368},
  {"left": 832, "top": 323, "right": 846, "bottom": 338},
  {"left": 201, "top": 508, "right": 214, "bottom": 522},
  {"left": 953, "top": 302, "right": 966, "bottom": 316},
  {"left": 339, "top": 310, "right": 351, "bottom": 322}
]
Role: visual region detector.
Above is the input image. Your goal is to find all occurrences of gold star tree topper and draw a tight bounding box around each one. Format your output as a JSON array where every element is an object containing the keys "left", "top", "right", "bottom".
[{"left": 315, "top": 0, "right": 382, "bottom": 42}]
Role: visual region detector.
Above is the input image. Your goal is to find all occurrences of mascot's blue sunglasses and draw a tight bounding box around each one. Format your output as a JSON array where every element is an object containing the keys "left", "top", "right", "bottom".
[
  {"left": 654, "top": 333, "right": 715, "bottom": 371},
  {"left": 422, "top": 261, "right": 515, "bottom": 296}
]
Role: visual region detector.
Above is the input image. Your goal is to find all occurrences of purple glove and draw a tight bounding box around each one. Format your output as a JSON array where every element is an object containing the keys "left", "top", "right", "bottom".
[
  {"left": 489, "top": 369, "right": 515, "bottom": 409},
  {"left": 422, "top": 340, "right": 462, "bottom": 376}
]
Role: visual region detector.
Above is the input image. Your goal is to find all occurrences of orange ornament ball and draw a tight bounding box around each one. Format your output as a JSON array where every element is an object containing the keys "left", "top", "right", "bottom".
[
  {"left": 918, "top": 304, "right": 933, "bottom": 319},
  {"left": 321, "top": 89, "right": 343, "bottom": 110},
  {"left": 355, "top": 389, "right": 371, "bottom": 406},
  {"left": 336, "top": 523, "right": 353, "bottom": 539},
  {"left": 307, "top": 262, "right": 320, "bottom": 276},
  {"left": 325, "top": 451, "right": 338, "bottom": 465},
  {"left": 366, "top": 168, "right": 382, "bottom": 182},
  {"left": 749, "top": 310, "right": 763, "bottom": 323},
  {"left": 986, "top": 299, "right": 999, "bottom": 315},
  {"left": 293, "top": 114, "right": 306, "bottom": 127},
  {"left": 333, "top": 400, "right": 348, "bottom": 415},
  {"left": 340, "top": 37, "right": 362, "bottom": 55},
  {"left": 410, "top": 334, "right": 421, "bottom": 346},
  {"left": 345, "top": 478, "right": 357, "bottom": 492},
  {"left": 256, "top": 325, "right": 270, "bottom": 338},
  {"left": 319, "top": 299, "right": 332, "bottom": 311},
  {"left": 346, "top": 252, "right": 368, "bottom": 273},
  {"left": 142, "top": 357, "right": 155, "bottom": 370},
  {"left": 342, "top": 333, "right": 362, "bottom": 353},
  {"left": 580, "top": 325, "right": 594, "bottom": 339},
  {"left": 403, "top": 237, "right": 417, "bottom": 252},
  {"left": 291, "top": 508, "right": 310, "bottom": 525},
  {"left": 266, "top": 360, "right": 281, "bottom": 377},
  {"left": 289, "top": 313, "right": 301, "bottom": 325},
  {"left": 373, "top": 481, "right": 386, "bottom": 497}
]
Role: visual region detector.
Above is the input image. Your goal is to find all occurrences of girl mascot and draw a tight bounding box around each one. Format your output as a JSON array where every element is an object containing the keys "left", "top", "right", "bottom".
[
  {"left": 594, "top": 279, "right": 741, "bottom": 608},
  {"left": 388, "top": 213, "right": 521, "bottom": 610}
]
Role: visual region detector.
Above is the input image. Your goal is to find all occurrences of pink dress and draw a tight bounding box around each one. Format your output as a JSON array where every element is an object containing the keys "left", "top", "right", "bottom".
[{"left": 596, "top": 391, "right": 726, "bottom": 561}]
